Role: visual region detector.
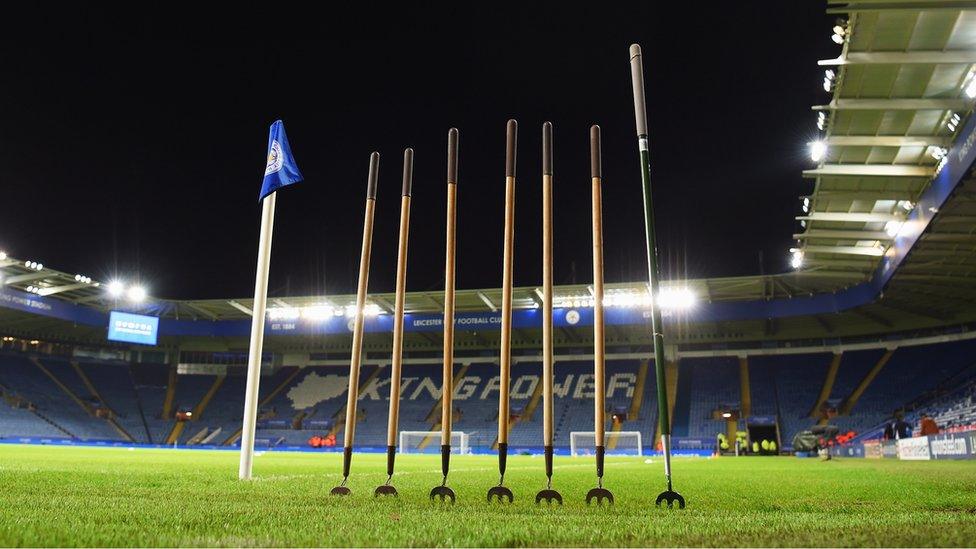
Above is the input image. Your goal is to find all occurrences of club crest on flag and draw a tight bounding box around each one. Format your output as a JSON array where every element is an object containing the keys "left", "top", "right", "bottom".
[
  {"left": 265, "top": 140, "right": 283, "bottom": 176},
  {"left": 258, "top": 120, "right": 303, "bottom": 201}
]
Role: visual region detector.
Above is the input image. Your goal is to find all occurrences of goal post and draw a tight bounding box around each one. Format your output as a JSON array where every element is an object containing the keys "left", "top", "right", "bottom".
[
  {"left": 570, "top": 431, "right": 643, "bottom": 457},
  {"left": 399, "top": 431, "right": 470, "bottom": 454}
]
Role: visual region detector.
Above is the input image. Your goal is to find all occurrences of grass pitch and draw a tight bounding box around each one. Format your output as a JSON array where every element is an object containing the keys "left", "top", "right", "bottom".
[{"left": 0, "top": 445, "right": 975, "bottom": 547}]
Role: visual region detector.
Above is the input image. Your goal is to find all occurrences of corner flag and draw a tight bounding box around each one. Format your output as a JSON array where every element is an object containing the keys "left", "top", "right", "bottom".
[
  {"left": 259, "top": 120, "right": 303, "bottom": 201},
  {"left": 241, "top": 119, "right": 303, "bottom": 480}
]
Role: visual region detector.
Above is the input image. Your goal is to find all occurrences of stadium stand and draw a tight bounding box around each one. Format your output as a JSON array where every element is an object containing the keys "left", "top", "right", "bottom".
[{"left": 2, "top": 338, "right": 976, "bottom": 452}]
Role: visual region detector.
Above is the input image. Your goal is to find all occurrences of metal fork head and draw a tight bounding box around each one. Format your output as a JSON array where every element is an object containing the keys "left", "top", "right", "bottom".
[
  {"left": 586, "top": 487, "right": 615, "bottom": 506},
  {"left": 535, "top": 489, "right": 563, "bottom": 505},
  {"left": 655, "top": 489, "right": 686, "bottom": 509},
  {"left": 374, "top": 484, "right": 398, "bottom": 497},
  {"left": 429, "top": 485, "right": 456, "bottom": 503},
  {"left": 487, "top": 485, "right": 514, "bottom": 503},
  {"left": 330, "top": 486, "right": 351, "bottom": 496}
]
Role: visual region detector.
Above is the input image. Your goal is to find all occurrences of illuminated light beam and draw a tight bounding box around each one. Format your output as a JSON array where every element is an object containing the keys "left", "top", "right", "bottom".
[
  {"left": 819, "top": 51, "right": 976, "bottom": 65},
  {"left": 813, "top": 98, "right": 971, "bottom": 111},
  {"left": 803, "top": 245, "right": 886, "bottom": 257},
  {"left": 36, "top": 283, "right": 88, "bottom": 297},
  {"left": 227, "top": 300, "right": 254, "bottom": 316},
  {"left": 825, "top": 135, "right": 950, "bottom": 148},
  {"left": 794, "top": 230, "right": 892, "bottom": 240},
  {"left": 476, "top": 291, "right": 497, "bottom": 312},
  {"left": 797, "top": 212, "right": 902, "bottom": 223},
  {"left": 802, "top": 164, "right": 935, "bottom": 178}
]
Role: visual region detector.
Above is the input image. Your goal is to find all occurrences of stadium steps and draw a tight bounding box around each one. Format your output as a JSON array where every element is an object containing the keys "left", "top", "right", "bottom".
[
  {"left": 738, "top": 357, "right": 751, "bottom": 418},
  {"left": 809, "top": 353, "right": 842, "bottom": 418},
  {"left": 31, "top": 408, "right": 76, "bottom": 438},
  {"left": 327, "top": 366, "right": 385, "bottom": 437},
  {"left": 627, "top": 359, "right": 649, "bottom": 420},
  {"left": 654, "top": 360, "right": 679, "bottom": 443},
  {"left": 165, "top": 375, "right": 226, "bottom": 444},
  {"left": 669, "top": 360, "right": 694, "bottom": 437},
  {"left": 161, "top": 366, "right": 178, "bottom": 419},
  {"left": 128, "top": 365, "right": 154, "bottom": 443},
  {"left": 71, "top": 362, "right": 135, "bottom": 442},
  {"left": 838, "top": 350, "right": 894, "bottom": 416},
  {"left": 30, "top": 358, "right": 92, "bottom": 417},
  {"left": 418, "top": 364, "right": 470, "bottom": 450},
  {"left": 192, "top": 375, "right": 226, "bottom": 421},
  {"left": 222, "top": 366, "right": 301, "bottom": 446},
  {"left": 490, "top": 363, "right": 547, "bottom": 449}
]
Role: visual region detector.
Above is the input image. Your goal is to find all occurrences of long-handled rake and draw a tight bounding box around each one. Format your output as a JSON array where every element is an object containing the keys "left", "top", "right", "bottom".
[
  {"left": 535, "top": 121, "right": 562, "bottom": 506},
  {"left": 488, "top": 120, "right": 517, "bottom": 504},
  {"left": 430, "top": 128, "right": 459, "bottom": 504},
  {"left": 331, "top": 151, "right": 380, "bottom": 497},
  {"left": 628, "top": 43, "right": 685, "bottom": 509},
  {"left": 585, "top": 125, "right": 613, "bottom": 506},
  {"left": 375, "top": 148, "right": 414, "bottom": 498}
]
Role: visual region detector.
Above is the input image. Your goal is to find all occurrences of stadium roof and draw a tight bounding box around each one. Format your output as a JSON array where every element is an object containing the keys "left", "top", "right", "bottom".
[{"left": 798, "top": 0, "right": 976, "bottom": 282}]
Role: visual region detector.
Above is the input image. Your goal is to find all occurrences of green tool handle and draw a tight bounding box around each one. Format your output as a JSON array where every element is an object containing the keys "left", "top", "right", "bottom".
[
  {"left": 638, "top": 147, "right": 670, "bottom": 438},
  {"left": 630, "top": 43, "right": 671, "bottom": 439}
]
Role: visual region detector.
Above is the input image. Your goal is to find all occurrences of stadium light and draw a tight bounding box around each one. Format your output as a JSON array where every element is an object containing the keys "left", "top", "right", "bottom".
[
  {"left": 885, "top": 220, "right": 904, "bottom": 238},
  {"left": 268, "top": 307, "right": 300, "bottom": 321},
  {"left": 126, "top": 285, "right": 147, "bottom": 303},
  {"left": 966, "top": 78, "right": 976, "bottom": 99},
  {"left": 790, "top": 249, "right": 804, "bottom": 270},
  {"left": 816, "top": 111, "right": 827, "bottom": 131},
  {"left": 301, "top": 305, "right": 334, "bottom": 320},
  {"left": 947, "top": 113, "right": 961, "bottom": 133},
  {"left": 656, "top": 288, "right": 695, "bottom": 311},
  {"left": 107, "top": 280, "right": 125, "bottom": 298},
  {"left": 722, "top": 412, "right": 732, "bottom": 419},
  {"left": 810, "top": 141, "right": 827, "bottom": 162},
  {"left": 0, "top": 251, "right": 6, "bottom": 261},
  {"left": 802, "top": 197, "right": 811, "bottom": 213}
]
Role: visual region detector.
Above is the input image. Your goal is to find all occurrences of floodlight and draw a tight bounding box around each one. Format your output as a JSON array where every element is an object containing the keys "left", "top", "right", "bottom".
[
  {"left": 657, "top": 288, "right": 695, "bottom": 311},
  {"left": 107, "top": 281, "right": 125, "bottom": 298},
  {"left": 832, "top": 25, "right": 845, "bottom": 35},
  {"left": 966, "top": 78, "right": 976, "bottom": 99},
  {"left": 810, "top": 141, "right": 827, "bottom": 162},
  {"left": 127, "top": 285, "right": 147, "bottom": 303},
  {"left": 722, "top": 412, "right": 733, "bottom": 419},
  {"left": 0, "top": 251, "right": 6, "bottom": 260},
  {"left": 790, "top": 250, "right": 804, "bottom": 270},
  {"left": 885, "top": 221, "right": 904, "bottom": 238},
  {"left": 301, "top": 305, "right": 334, "bottom": 320},
  {"left": 831, "top": 33, "right": 844, "bottom": 44}
]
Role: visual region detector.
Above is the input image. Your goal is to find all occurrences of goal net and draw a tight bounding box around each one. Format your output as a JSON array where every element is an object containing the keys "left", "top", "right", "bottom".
[
  {"left": 570, "top": 431, "right": 643, "bottom": 457},
  {"left": 399, "top": 431, "right": 471, "bottom": 455}
]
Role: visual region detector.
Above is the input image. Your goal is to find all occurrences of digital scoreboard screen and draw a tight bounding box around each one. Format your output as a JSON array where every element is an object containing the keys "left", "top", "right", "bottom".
[{"left": 107, "top": 311, "right": 159, "bottom": 346}]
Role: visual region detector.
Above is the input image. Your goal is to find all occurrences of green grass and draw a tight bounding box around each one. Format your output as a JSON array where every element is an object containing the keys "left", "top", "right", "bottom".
[{"left": 0, "top": 445, "right": 975, "bottom": 547}]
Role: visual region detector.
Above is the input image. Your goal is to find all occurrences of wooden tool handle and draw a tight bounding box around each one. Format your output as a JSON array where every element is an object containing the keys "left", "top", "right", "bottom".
[
  {"left": 498, "top": 120, "right": 517, "bottom": 444},
  {"left": 386, "top": 149, "right": 413, "bottom": 447},
  {"left": 542, "top": 122, "right": 554, "bottom": 446},
  {"left": 591, "top": 125, "right": 606, "bottom": 446},
  {"left": 442, "top": 129, "right": 459, "bottom": 446},
  {"left": 343, "top": 152, "right": 380, "bottom": 450}
]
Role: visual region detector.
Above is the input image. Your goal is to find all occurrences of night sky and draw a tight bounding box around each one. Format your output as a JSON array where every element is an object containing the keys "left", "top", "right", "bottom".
[{"left": 0, "top": 5, "right": 836, "bottom": 301}]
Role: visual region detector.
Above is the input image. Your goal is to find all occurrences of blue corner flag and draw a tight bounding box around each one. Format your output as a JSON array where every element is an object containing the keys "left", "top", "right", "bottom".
[{"left": 259, "top": 120, "right": 304, "bottom": 201}]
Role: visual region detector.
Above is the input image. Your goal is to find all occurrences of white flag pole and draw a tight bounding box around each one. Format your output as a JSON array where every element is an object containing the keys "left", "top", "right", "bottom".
[{"left": 238, "top": 191, "right": 277, "bottom": 480}]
